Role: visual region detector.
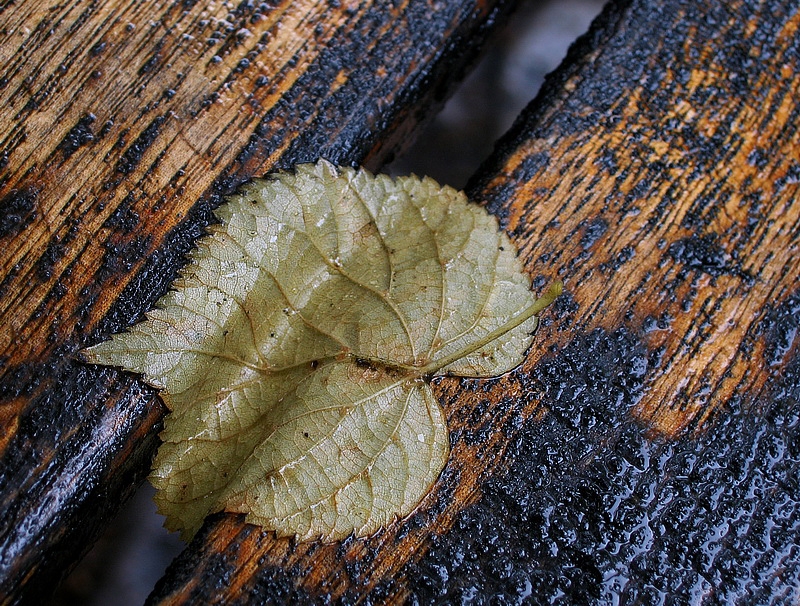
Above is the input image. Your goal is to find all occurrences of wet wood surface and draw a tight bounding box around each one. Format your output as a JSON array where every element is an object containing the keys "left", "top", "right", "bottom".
[
  {"left": 2, "top": 0, "right": 799, "bottom": 603},
  {"left": 148, "top": 0, "right": 800, "bottom": 603},
  {"left": 0, "top": 0, "right": 517, "bottom": 603}
]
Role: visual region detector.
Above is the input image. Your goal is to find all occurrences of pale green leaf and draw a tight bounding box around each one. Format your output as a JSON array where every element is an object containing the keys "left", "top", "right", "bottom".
[{"left": 82, "top": 160, "right": 560, "bottom": 541}]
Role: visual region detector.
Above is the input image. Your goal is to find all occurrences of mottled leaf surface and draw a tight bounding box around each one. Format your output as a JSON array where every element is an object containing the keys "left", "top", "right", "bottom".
[{"left": 83, "top": 160, "right": 557, "bottom": 541}]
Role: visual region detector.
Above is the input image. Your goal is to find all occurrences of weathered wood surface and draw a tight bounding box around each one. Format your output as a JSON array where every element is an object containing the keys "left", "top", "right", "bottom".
[
  {"left": 0, "top": 1, "right": 519, "bottom": 603},
  {"left": 147, "top": 0, "right": 800, "bottom": 603}
]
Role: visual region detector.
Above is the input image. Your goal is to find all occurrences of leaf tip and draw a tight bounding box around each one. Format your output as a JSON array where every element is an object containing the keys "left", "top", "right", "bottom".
[{"left": 77, "top": 339, "right": 111, "bottom": 366}]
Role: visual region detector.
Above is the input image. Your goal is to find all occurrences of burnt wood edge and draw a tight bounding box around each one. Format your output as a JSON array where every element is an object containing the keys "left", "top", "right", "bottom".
[
  {"left": 466, "top": 0, "right": 635, "bottom": 198},
  {"left": 2, "top": 385, "right": 164, "bottom": 606}
]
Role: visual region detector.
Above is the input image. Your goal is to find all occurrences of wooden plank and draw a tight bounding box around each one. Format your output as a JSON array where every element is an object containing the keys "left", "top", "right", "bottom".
[
  {"left": 0, "top": 1, "right": 519, "bottom": 603},
  {"left": 147, "top": 0, "right": 800, "bottom": 602}
]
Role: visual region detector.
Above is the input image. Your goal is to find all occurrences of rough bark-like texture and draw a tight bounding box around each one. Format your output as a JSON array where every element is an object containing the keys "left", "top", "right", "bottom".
[
  {"left": 147, "top": 0, "right": 800, "bottom": 603},
  {"left": 0, "top": 1, "right": 517, "bottom": 603}
]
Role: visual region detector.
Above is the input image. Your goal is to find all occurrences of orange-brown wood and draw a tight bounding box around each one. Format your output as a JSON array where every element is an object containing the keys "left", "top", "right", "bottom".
[
  {"left": 147, "top": 0, "right": 800, "bottom": 603},
  {"left": 487, "top": 12, "right": 800, "bottom": 438},
  {"left": 2, "top": 0, "right": 798, "bottom": 602},
  {"left": 0, "top": 0, "right": 518, "bottom": 602}
]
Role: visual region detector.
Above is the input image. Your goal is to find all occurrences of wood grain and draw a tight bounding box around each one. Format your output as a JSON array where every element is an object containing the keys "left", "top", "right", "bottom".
[
  {"left": 0, "top": 0, "right": 517, "bottom": 602},
  {"left": 148, "top": 0, "right": 800, "bottom": 603},
  {"left": 482, "top": 1, "right": 800, "bottom": 437}
]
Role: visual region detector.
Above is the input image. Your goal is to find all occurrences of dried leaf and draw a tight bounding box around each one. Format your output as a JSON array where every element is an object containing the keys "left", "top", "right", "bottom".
[{"left": 83, "top": 160, "right": 560, "bottom": 541}]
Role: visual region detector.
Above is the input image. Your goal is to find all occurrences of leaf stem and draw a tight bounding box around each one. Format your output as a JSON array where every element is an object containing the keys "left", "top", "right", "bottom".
[{"left": 418, "top": 281, "right": 563, "bottom": 376}]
